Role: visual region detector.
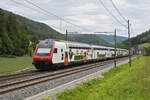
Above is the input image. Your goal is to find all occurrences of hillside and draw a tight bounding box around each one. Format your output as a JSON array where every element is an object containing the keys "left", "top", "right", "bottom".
[
  {"left": 15, "top": 15, "right": 63, "bottom": 40},
  {"left": 0, "top": 9, "right": 34, "bottom": 56},
  {"left": 0, "top": 8, "right": 113, "bottom": 56},
  {"left": 13, "top": 12, "right": 112, "bottom": 46},
  {"left": 0, "top": 9, "right": 63, "bottom": 40},
  {"left": 121, "top": 30, "right": 150, "bottom": 47},
  {"left": 98, "top": 34, "right": 127, "bottom": 43},
  {"left": 68, "top": 34, "right": 127, "bottom": 44},
  {"left": 70, "top": 34, "right": 113, "bottom": 47}
]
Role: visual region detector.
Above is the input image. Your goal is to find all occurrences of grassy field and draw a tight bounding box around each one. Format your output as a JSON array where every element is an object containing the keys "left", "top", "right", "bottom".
[
  {"left": 138, "top": 43, "right": 150, "bottom": 48},
  {"left": 0, "top": 56, "right": 35, "bottom": 75},
  {"left": 56, "top": 56, "right": 150, "bottom": 100}
]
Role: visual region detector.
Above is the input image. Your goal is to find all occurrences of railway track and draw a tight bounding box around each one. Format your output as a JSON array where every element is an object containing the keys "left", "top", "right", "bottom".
[
  {"left": 0, "top": 59, "right": 115, "bottom": 95},
  {"left": 0, "top": 56, "right": 136, "bottom": 95},
  {"left": 0, "top": 57, "right": 128, "bottom": 82},
  {"left": 0, "top": 70, "right": 44, "bottom": 83}
]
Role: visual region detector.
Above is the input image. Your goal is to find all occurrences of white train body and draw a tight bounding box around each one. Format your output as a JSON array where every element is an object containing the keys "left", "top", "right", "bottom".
[{"left": 33, "top": 39, "right": 128, "bottom": 70}]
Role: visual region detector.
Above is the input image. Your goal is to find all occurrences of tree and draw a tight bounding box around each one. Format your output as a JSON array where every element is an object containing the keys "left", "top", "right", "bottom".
[
  {"left": 145, "top": 46, "right": 150, "bottom": 56},
  {"left": 0, "top": 9, "right": 37, "bottom": 56},
  {"left": 0, "top": 38, "right": 2, "bottom": 54}
]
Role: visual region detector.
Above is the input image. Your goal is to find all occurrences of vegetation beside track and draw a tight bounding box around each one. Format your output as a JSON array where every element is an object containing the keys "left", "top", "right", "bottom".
[
  {"left": 57, "top": 56, "right": 150, "bottom": 100},
  {"left": 0, "top": 56, "right": 35, "bottom": 75},
  {"left": 138, "top": 43, "right": 150, "bottom": 48}
]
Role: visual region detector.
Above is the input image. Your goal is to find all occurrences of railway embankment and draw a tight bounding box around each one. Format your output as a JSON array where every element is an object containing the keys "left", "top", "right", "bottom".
[{"left": 55, "top": 56, "right": 150, "bottom": 100}]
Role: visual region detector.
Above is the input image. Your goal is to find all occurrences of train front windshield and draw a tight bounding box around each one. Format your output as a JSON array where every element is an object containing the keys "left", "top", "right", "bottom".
[{"left": 36, "top": 40, "right": 53, "bottom": 56}]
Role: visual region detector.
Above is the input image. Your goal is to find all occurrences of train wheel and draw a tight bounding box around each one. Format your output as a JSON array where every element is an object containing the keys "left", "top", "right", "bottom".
[{"left": 34, "top": 65, "right": 51, "bottom": 71}]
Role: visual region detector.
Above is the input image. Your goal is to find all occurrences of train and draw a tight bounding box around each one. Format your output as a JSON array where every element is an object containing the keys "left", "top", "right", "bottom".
[{"left": 32, "top": 39, "right": 129, "bottom": 70}]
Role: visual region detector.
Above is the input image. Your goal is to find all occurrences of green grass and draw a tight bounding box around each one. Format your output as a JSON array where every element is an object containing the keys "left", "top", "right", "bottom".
[
  {"left": 0, "top": 56, "right": 35, "bottom": 75},
  {"left": 42, "top": 99, "right": 51, "bottom": 100},
  {"left": 57, "top": 56, "right": 150, "bottom": 100},
  {"left": 138, "top": 43, "right": 150, "bottom": 48}
]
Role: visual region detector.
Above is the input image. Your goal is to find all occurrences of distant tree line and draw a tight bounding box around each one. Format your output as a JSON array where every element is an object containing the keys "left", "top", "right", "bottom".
[
  {"left": 121, "top": 30, "right": 150, "bottom": 47},
  {"left": 0, "top": 8, "right": 121, "bottom": 57}
]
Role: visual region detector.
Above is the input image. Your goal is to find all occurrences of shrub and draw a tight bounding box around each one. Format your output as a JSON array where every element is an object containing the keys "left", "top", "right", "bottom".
[{"left": 145, "top": 46, "right": 150, "bottom": 56}]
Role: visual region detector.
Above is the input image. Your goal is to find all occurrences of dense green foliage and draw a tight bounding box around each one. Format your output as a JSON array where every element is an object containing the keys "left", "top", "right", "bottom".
[
  {"left": 68, "top": 34, "right": 127, "bottom": 44},
  {"left": 0, "top": 9, "right": 38, "bottom": 56},
  {"left": 138, "top": 43, "right": 150, "bottom": 48},
  {"left": 15, "top": 14, "right": 64, "bottom": 40},
  {"left": 0, "top": 9, "right": 64, "bottom": 56},
  {"left": 122, "top": 30, "right": 150, "bottom": 47},
  {"left": 145, "top": 46, "right": 150, "bottom": 56},
  {"left": 0, "top": 9, "right": 40, "bottom": 56},
  {"left": 57, "top": 56, "right": 150, "bottom": 100},
  {"left": 70, "top": 34, "right": 113, "bottom": 47},
  {"left": 97, "top": 34, "right": 127, "bottom": 43}
]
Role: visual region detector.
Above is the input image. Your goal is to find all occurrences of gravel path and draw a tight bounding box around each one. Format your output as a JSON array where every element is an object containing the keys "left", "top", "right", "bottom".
[{"left": 0, "top": 56, "right": 138, "bottom": 100}]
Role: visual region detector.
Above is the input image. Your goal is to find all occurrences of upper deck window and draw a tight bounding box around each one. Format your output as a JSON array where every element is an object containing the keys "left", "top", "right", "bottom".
[
  {"left": 37, "top": 48, "right": 51, "bottom": 54},
  {"left": 36, "top": 40, "right": 53, "bottom": 56}
]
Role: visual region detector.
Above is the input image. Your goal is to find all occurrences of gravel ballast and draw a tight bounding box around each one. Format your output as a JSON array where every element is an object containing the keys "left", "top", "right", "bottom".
[{"left": 0, "top": 57, "right": 137, "bottom": 100}]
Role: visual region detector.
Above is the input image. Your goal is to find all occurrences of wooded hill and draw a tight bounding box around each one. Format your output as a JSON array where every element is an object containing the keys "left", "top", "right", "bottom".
[
  {"left": 0, "top": 9, "right": 112, "bottom": 55},
  {"left": 68, "top": 34, "right": 127, "bottom": 44},
  {"left": 121, "top": 30, "right": 150, "bottom": 48},
  {"left": 0, "top": 9, "right": 36, "bottom": 56},
  {"left": 15, "top": 14, "right": 63, "bottom": 40},
  {"left": 68, "top": 34, "right": 113, "bottom": 47}
]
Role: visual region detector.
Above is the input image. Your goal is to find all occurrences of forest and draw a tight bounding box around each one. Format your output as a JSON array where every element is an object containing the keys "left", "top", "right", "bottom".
[
  {"left": 0, "top": 9, "right": 112, "bottom": 56},
  {"left": 118, "top": 29, "right": 150, "bottom": 48},
  {"left": 0, "top": 9, "right": 38, "bottom": 56}
]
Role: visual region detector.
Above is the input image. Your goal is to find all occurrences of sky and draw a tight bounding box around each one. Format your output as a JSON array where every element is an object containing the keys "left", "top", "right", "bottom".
[{"left": 0, "top": 0, "right": 150, "bottom": 37}]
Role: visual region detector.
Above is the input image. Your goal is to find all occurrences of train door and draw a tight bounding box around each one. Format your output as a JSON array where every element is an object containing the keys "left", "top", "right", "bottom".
[
  {"left": 84, "top": 52, "right": 87, "bottom": 63},
  {"left": 52, "top": 42, "right": 66, "bottom": 64},
  {"left": 64, "top": 51, "right": 68, "bottom": 66}
]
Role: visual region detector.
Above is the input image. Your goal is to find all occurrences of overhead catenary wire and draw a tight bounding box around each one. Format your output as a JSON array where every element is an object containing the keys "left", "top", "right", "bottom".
[
  {"left": 109, "top": 0, "right": 128, "bottom": 22},
  {"left": 11, "top": 0, "right": 61, "bottom": 30},
  {"left": 98, "top": 0, "right": 127, "bottom": 28},
  {"left": 12, "top": 0, "right": 128, "bottom": 34},
  {"left": 23, "top": 0, "right": 90, "bottom": 32}
]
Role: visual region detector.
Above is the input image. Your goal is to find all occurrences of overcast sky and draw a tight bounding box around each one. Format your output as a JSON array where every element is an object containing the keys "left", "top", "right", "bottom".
[{"left": 1, "top": 0, "right": 150, "bottom": 37}]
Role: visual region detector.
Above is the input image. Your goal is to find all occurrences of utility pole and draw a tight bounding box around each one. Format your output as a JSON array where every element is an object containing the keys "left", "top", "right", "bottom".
[
  {"left": 66, "top": 29, "right": 68, "bottom": 41},
  {"left": 94, "top": 30, "right": 117, "bottom": 68},
  {"left": 114, "top": 29, "right": 117, "bottom": 68},
  {"left": 128, "top": 20, "right": 131, "bottom": 67}
]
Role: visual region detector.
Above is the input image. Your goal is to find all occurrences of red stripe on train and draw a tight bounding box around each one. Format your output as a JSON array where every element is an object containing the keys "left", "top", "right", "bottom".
[
  {"left": 49, "top": 41, "right": 55, "bottom": 62},
  {"left": 33, "top": 41, "right": 55, "bottom": 63}
]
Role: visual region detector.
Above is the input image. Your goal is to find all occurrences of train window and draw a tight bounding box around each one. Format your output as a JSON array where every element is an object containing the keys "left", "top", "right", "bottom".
[
  {"left": 61, "top": 54, "right": 64, "bottom": 60},
  {"left": 61, "top": 49, "right": 63, "bottom": 52},
  {"left": 54, "top": 48, "right": 57, "bottom": 53}
]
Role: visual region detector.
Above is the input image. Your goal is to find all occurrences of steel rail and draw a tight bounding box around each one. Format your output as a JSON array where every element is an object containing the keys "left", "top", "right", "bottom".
[{"left": 0, "top": 60, "right": 112, "bottom": 95}]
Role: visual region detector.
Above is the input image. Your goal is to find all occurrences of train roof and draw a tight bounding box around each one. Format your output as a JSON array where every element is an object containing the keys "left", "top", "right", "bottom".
[
  {"left": 54, "top": 39, "right": 112, "bottom": 50},
  {"left": 41, "top": 39, "right": 127, "bottom": 51}
]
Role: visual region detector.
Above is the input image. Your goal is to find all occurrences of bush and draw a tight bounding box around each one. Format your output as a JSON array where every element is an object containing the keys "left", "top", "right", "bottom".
[{"left": 145, "top": 46, "right": 150, "bottom": 56}]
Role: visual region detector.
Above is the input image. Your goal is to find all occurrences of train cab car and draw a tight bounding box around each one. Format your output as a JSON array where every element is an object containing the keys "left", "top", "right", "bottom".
[
  {"left": 33, "top": 39, "right": 129, "bottom": 70},
  {"left": 32, "top": 39, "right": 55, "bottom": 70}
]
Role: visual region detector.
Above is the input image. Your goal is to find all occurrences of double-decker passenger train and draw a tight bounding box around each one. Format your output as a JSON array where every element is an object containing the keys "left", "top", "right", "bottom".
[{"left": 32, "top": 39, "right": 128, "bottom": 70}]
